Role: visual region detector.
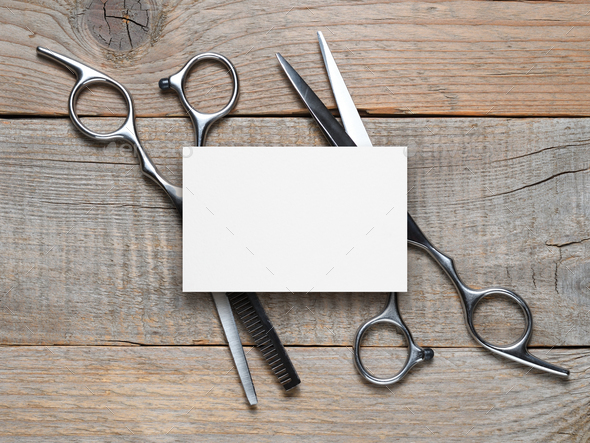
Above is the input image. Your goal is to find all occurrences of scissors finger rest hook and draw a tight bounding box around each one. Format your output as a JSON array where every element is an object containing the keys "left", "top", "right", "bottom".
[
  {"left": 36, "top": 47, "right": 240, "bottom": 214},
  {"left": 36, "top": 46, "right": 183, "bottom": 212},
  {"left": 35, "top": 47, "right": 263, "bottom": 405},
  {"left": 408, "top": 213, "right": 570, "bottom": 378},
  {"left": 276, "top": 32, "right": 570, "bottom": 384}
]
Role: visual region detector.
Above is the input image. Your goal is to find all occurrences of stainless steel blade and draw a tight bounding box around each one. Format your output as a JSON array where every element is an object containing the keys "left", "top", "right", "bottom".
[
  {"left": 317, "top": 31, "right": 373, "bottom": 148},
  {"left": 276, "top": 53, "right": 356, "bottom": 147},
  {"left": 211, "top": 292, "right": 258, "bottom": 406},
  {"left": 227, "top": 293, "right": 300, "bottom": 390}
]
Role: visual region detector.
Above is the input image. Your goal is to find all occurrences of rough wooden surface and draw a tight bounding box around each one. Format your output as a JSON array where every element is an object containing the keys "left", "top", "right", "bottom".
[
  {"left": 1, "top": 117, "right": 590, "bottom": 349},
  {"left": 2, "top": 0, "right": 590, "bottom": 439},
  {"left": 2, "top": 0, "right": 590, "bottom": 117},
  {"left": 0, "top": 346, "right": 587, "bottom": 441}
]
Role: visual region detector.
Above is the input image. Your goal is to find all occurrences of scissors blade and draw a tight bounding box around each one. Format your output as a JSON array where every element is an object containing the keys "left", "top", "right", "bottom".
[
  {"left": 211, "top": 292, "right": 258, "bottom": 406},
  {"left": 276, "top": 53, "right": 356, "bottom": 147},
  {"left": 317, "top": 32, "right": 373, "bottom": 148}
]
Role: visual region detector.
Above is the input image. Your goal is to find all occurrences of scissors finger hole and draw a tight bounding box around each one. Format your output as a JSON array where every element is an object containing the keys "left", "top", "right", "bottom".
[
  {"left": 358, "top": 322, "right": 410, "bottom": 379},
  {"left": 74, "top": 82, "right": 128, "bottom": 134},
  {"left": 183, "top": 59, "right": 236, "bottom": 115},
  {"left": 472, "top": 292, "right": 527, "bottom": 347}
]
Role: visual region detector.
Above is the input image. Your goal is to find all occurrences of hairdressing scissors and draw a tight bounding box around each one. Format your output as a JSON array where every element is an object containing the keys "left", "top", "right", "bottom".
[
  {"left": 36, "top": 46, "right": 299, "bottom": 404},
  {"left": 276, "top": 32, "right": 570, "bottom": 385}
]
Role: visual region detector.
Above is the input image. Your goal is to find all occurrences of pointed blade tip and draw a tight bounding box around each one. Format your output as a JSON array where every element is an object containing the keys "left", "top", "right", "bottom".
[{"left": 276, "top": 53, "right": 290, "bottom": 71}]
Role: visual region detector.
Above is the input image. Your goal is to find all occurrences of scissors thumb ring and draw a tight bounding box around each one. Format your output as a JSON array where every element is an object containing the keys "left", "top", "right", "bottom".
[
  {"left": 159, "top": 53, "right": 239, "bottom": 147},
  {"left": 354, "top": 293, "right": 433, "bottom": 386}
]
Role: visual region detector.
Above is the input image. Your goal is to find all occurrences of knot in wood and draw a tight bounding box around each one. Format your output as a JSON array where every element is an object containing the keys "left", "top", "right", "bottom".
[{"left": 85, "top": 0, "right": 151, "bottom": 51}]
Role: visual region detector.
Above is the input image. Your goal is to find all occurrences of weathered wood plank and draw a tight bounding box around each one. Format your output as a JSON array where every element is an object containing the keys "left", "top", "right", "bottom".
[
  {"left": 1, "top": 117, "right": 589, "bottom": 348},
  {"left": 0, "top": 346, "right": 586, "bottom": 441},
  {"left": 3, "top": 0, "right": 590, "bottom": 117}
]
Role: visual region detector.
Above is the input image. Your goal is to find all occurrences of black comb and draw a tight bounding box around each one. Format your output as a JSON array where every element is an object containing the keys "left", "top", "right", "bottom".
[{"left": 228, "top": 293, "right": 300, "bottom": 391}]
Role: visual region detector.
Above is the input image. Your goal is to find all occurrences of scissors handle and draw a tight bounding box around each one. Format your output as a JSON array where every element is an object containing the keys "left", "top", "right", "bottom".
[
  {"left": 36, "top": 47, "right": 183, "bottom": 214},
  {"left": 159, "top": 53, "right": 239, "bottom": 147},
  {"left": 354, "top": 293, "right": 433, "bottom": 385},
  {"left": 408, "top": 213, "right": 570, "bottom": 377}
]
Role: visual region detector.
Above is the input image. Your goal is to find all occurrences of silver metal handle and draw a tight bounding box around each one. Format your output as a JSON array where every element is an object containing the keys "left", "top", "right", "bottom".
[
  {"left": 408, "top": 212, "right": 570, "bottom": 377},
  {"left": 36, "top": 47, "right": 182, "bottom": 214},
  {"left": 354, "top": 293, "right": 433, "bottom": 385},
  {"left": 159, "top": 53, "right": 239, "bottom": 147},
  {"left": 37, "top": 48, "right": 262, "bottom": 406}
]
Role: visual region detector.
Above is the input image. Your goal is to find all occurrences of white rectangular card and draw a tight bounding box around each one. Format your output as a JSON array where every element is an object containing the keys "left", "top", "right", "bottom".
[{"left": 183, "top": 147, "right": 406, "bottom": 293}]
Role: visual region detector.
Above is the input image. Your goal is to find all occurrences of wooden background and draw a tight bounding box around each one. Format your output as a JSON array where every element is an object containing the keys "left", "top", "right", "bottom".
[{"left": 1, "top": 0, "right": 589, "bottom": 440}]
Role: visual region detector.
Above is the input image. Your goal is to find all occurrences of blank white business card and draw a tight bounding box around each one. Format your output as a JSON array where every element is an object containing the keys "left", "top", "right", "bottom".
[{"left": 183, "top": 147, "right": 406, "bottom": 293}]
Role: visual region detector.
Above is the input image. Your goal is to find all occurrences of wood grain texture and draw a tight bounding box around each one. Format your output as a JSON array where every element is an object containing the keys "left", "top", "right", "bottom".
[
  {"left": 0, "top": 346, "right": 587, "bottom": 441},
  {"left": 2, "top": 0, "right": 589, "bottom": 439},
  {"left": 1, "top": 117, "right": 590, "bottom": 349},
  {"left": 2, "top": 0, "right": 590, "bottom": 117}
]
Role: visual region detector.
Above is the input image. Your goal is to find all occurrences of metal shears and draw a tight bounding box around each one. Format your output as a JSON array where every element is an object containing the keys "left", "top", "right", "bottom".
[
  {"left": 37, "top": 46, "right": 299, "bottom": 404},
  {"left": 276, "top": 32, "right": 570, "bottom": 385}
]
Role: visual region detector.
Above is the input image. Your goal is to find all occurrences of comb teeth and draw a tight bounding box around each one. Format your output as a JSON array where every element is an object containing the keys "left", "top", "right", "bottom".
[{"left": 228, "top": 293, "right": 301, "bottom": 391}]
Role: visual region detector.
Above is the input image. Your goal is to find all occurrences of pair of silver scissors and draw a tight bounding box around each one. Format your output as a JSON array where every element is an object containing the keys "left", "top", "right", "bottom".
[
  {"left": 36, "top": 46, "right": 279, "bottom": 405},
  {"left": 276, "top": 32, "right": 570, "bottom": 385}
]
